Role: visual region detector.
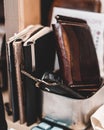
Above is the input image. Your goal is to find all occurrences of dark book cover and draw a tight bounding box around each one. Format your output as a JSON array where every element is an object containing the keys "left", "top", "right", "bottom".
[
  {"left": 6, "top": 40, "right": 19, "bottom": 122},
  {"left": 23, "top": 29, "right": 56, "bottom": 126},
  {"left": 0, "top": 33, "right": 8, "bottom": 91},
  {"left": 6, "top": 25, "right": 43, "bottom": 123}
]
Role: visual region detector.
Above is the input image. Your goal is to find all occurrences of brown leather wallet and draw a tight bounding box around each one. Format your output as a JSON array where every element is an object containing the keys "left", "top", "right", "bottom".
[{"left": 53, "top": 15, "right": 101, "bottom": 90}]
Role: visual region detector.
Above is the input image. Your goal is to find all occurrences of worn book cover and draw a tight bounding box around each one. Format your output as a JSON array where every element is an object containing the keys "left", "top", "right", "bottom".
[{"left": 23, "top": 27, "right": 56, "bottom": 126}]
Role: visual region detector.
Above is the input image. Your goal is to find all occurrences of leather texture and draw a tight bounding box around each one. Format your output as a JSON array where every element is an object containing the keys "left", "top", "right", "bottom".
[{"left": 53, "top": 15, "right": 101, "bottom": 90}]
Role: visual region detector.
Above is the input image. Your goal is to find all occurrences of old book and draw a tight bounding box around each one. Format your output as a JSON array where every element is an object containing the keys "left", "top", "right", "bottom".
[
  {"left": 6, "top": 24, "right": 43, "bottom": 122},
  {"left": 12, "top": 25, "right": 43, "bottom": 124},
  {"left": 0, "top": 89, "right": 7, "bottom": 130},
  {"left": 12, "top": 39, "right": 25, "bottom": 124},
  {"left": 6, "top": 25, "right": 36, "bottom": 122},
  {"left": 23, "top": 26, "right": 56, "bottom": 126},
  {"left": 6, "top": 39, "right": 19, "bottom": 122},
  {"left": 0, "top": 32, "right": 7, "bottom": 90},
  {"left": 6, "top": 25, "right": 34, "bottom": 122},
  {"left": 0, "top": 0, "right": 5, "bottom": 23}
]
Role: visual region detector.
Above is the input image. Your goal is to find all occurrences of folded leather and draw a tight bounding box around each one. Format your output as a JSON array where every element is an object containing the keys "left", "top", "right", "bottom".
[
  {"left": 55, "top": 15, "right": 87, "bottom": 24},
  {"left": 53, "top": 15, "right": 101, "bottom": 89}
]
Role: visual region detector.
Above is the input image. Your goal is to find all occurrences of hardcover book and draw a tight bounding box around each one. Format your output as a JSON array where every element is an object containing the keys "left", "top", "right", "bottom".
[
  {"left": 23, "top": 26, "right": 56, "bottom": 125},
  {"left": 6, "top": 25, "right": 43, "bottom": 123}
]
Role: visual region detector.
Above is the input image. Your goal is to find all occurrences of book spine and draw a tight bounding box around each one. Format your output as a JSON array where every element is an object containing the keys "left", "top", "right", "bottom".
[
  {"left": 6, "top": 41, "right": 19, "bottom": 122},
  {"left": 23, "top": 45, "right": 38, "bottom": 126},
  {"left": 13, "top": 39, "right": 25, "bottom": 124}
]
